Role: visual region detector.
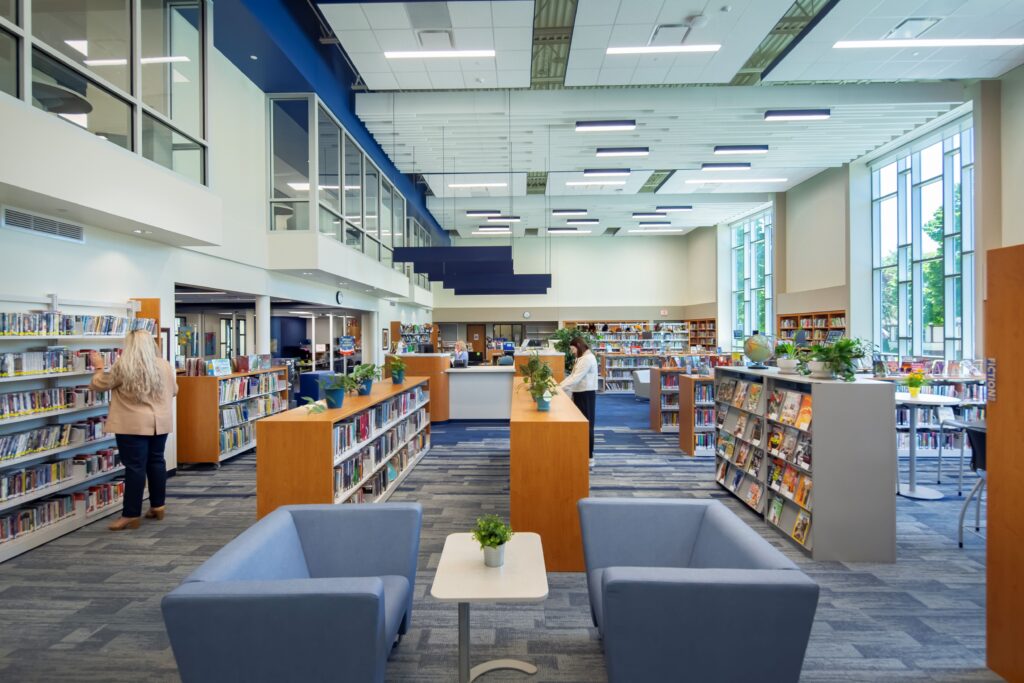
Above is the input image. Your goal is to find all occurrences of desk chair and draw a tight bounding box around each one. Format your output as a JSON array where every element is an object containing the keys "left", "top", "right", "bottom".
[
  {"left": 936, "top": 405, "right": 970, "bottom": 495},
  {"left": 497, "top": 355, "right": 514, "bottom": 366},
  {"left": 958, "top": 425, "right": 986, "bottom": 548}
]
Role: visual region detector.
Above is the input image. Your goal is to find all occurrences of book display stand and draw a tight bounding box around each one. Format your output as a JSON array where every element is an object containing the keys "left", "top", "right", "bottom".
[{"left": 777, "top": 310, "right": 847, "bottom": 344}]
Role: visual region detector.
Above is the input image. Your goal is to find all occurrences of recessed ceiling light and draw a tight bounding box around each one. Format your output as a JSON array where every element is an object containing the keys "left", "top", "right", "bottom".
[
  {"left": 638, "top": 221, "right": 672, "bottom": 226},
  {"left": 343, "top": 185, "right": 360, "bottom": 190},
  {"left": 547, "top": 227, "right": 578, "bottom": 233},
  {"left": 475, "top": 226, "right": 511, "bottom": 232},
  {"left": 552, "top": 209, "right": 588, "bottom": 216},
  {"left": 596, "top": 147, "right": 649, "bottom": 157},
  {"left": 575, "top": 120, "right": 636, "bottom": 132},
  {"left": 385, "top": 49, "right": 496, "bottom": 59},
  {"left": 250, "top": 54, "right": 258, "bottom": 60},
  {"left": 629, "top": 228, "right": 684, "bottom": 234},
  {"left": 448, "top": 182, "right": 507, "bottom": 188},
  {"left": 685, "top": 178, "right": 788, "bottom": 184},
  {"left": 566, "top": 180, "right": 627, "bottom": 187},
  {"left": 486, "top": 215, "right": 521, "bottom": 223},
  {"left": 606, "top": 44, "right": 721, "bottom": 55},
  {"left": 549, "top": 229, "right": 591, "bottom": 235},
  {"left": 633, "top": 212, "right": 667, "bottom": 219},
  {"left": 566, "top": 219, "right": 599, "bottom": 225},
  {"left": 583, "top": 168, "right": 631, "bottom": 177},
  {"left": 466, "top": 210, "right": 501, "bottom": 217},
  {"left": 656, "top": 205, "right": 693, "bottom": 212},
  {"left": 763, "top": 109, "right": 830, "bottom": 121},
  {"left": 834, "top": 38, "right": 1024, "bottom": 49},
  {"left": 701, "top": 162, "right": 752, "bottom": 171},
  {"left": 471, "top": 230, "right": 510, "bottom": 236},
  {"left": 714, "top": 145, "right": 769, "bottom": 155}
]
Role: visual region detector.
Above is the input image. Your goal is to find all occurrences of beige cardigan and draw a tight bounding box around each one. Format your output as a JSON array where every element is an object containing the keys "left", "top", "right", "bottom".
[{"left": 90, "top": 360, "right": 178, "bottom": 435}]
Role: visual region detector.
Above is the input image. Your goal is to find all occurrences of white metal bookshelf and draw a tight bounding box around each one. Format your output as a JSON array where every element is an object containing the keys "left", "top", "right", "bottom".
[
  {"left": 713, "top": 366, "right": 897, "bottom": 563},
  {"left": 0, "top": 293, "right": 150, "bottom": 563}
]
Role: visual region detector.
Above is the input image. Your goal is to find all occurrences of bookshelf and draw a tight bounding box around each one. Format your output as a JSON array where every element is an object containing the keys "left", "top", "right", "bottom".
[
  {"left": 600, "top": 353, "right": 664, "bottom": 394},
  {"left": 685, "top": 318, "right": 718, "bottom": 349},
  {"left": 776, "top": 310, "right": 847, "bottom": 344},
  {"left": 878, "top": 376, "right": 986, "bottom": 454},
  {"left": 713, "top": 366, "right": 896, "bottom": 562},
  {"left": 390, "top": 321, "right": 438, "bottom": 353},
  {"left": 175, "top": 367, "right": 289, "bottom": 465},
  {"left": 649, "top": 368, "right": 682, "bottom": 433},
  {"left": 0, "top": 293, "right": 155, "bottom": 563},
  {"left": 255, "top": 378, "right": 430, "bottom": 517},
  {"left": 563, "top": 320, "right": 689, "bottom": 354},
  {"left": 678, "top": 374, "right": 716, "bottom": 455}
]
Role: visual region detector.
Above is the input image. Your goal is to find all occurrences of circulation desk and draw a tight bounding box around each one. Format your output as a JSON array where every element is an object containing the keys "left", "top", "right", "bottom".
[
  {"left": 388, "top": 353, "right": 450, "bottom": 422},
  {"left": 447, "top": 366, "right": 515, "bottom": 420},
  {"left": 509, "top": 378, "right": 589, "bottom": 571}
]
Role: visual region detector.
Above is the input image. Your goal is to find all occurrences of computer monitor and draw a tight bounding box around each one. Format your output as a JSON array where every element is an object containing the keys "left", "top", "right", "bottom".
[
  {"left": 452, "top": 359, "right": 468, "bottom": 368},
  {"left": 468, "top": 351, "right": 483, "bottom": 364},
  {"left": 419, "top": 343, "right": 435, "bottom": 353}
]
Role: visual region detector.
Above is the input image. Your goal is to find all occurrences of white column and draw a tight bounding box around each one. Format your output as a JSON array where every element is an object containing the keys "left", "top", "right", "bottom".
[
  {"left": 329, "top": 314, "right": 335, "bottom": 373},
  {"left": 256, "top": 295, "right": 271, "bottom": 355}
]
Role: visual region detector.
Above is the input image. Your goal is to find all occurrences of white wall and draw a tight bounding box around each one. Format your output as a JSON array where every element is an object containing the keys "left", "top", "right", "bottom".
[
  {"left": 783, "top": 167, "right": 848, "bottom": 293},
  {"left": 1002, "top": 64, "right": 1024, "bottom": 247}
]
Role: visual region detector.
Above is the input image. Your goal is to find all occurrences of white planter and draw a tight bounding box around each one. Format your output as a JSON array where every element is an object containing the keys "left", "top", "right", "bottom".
[
  {"left": 808, "top": 361, "right": 835, "bottom": 379},
  {"left": 777, "top": 358, "right": 800, "bottom": 375},
  {"left": 483, "top": 544, "right": 505, "bottom": 568}
]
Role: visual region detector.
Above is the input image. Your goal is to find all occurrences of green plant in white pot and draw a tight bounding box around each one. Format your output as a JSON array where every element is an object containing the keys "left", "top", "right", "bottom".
[
  {"left": 774, "top": 341, "right": 800, "bottom": 375},
  {"left": 472, "top": 514, "right": 514, "bottom": 567},
  {"left": 808, "top": 338, "right": 866, "bottom": 382}
]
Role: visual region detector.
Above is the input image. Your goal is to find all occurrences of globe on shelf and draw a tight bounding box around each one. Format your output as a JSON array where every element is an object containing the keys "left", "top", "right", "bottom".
[{"left": 744, "top": 331, "right": 773, "bottom": 369}]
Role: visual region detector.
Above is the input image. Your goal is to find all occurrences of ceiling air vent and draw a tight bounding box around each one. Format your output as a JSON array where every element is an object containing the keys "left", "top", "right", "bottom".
[
  {"left": 606, "top": 227, "right": 621, "bottom": 236},
  {"left": 3, "top": 206, "right": 85, "bottom": 243},
  {"left": 525, "top": 228, "right": 539, "bottom": 236}
]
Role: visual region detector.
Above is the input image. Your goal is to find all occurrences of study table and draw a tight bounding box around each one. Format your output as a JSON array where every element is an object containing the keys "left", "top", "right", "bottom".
[
  {"left": 447, "top": 366, "right": 515, "bottom": 420},
  {"left": 895, "top": 391, "right": 961, "bottom": 500}
]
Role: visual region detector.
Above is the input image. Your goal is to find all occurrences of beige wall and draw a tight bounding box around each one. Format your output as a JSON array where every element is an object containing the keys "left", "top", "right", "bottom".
[
  {"left": 1002, "top": 64, "right": 1024, "bottom": 248},
  {"left": 783, "top": 167, "right": 849, "bottom": 295}
]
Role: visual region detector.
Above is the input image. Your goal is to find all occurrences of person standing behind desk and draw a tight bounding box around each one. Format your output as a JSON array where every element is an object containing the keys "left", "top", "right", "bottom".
[
  {"left": 560, "top": 337, "right": 599, "bottom": 467},
  {"left": 89, "top": 330, "right": 178, "bottom": 531},
  {"left": 452, "top": 340, "right": 469, "bottom": 366}
]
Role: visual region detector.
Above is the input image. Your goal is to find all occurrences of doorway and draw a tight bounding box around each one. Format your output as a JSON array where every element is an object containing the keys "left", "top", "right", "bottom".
[{"left": 467, "top": 324, "right": 486, "bottom": 353}]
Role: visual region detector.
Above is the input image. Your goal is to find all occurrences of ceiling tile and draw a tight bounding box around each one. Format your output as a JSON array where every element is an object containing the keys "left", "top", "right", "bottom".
[
  {"left": 350, "top": 53, "right": 390, "bottom": 74},
  {"left": 318, "top": 4, "right": 370, "bottom": 30},
  {"left": 448, "top": 1, "right": 492, "bottom": 28},
  {"left": 631, "top": 66, "right": 670, "bottom": 84},
  {"left": 373, "top": 29, "right": 420, "bottom": 52},
  {"left": 453, "top": 27, "right": 494, "bottom": 50},
  {"left": 336, "top": 30, "right": 381, "bottom": 54},
  {"left": 574, "top": 0, "right": 621, "bottom": 27},
  {"left": 570, "top": 25, "right": 613, "bottom": 49},
  {"left": 490, "top": 1, "right": 534, "bottom": 28},
  {"left": 494, "top": 26, "right": 533, "bottom": 50},
  {"left": 563, "top": 68, "right": 600, "bottom": 86},
  {"left": 428, "top": 71, "right": 467, "bottom": 89},
  {"left": 395, "top": 72, "right": 432, "bottom": 90},
  {"left": 608, "top": 23, "right": 655, "bottom": 46},
  {"left": 615, "top": 0, "right": 667, "bottom": 24},
  {"left": 361, "top": 2, "right": 412, "bottom": 29},
  {"left": 597, "top": 67, "right": 636, "bottom": 85},
  {"left": 567, "top": 47, "right": 605, "bottom": 70},
  {"left": 496, "top": 49, "right": 532, "bottom": 71},
  {"left": 497, "top": 70, "right": 530, "bottom": 88},
  {"left": 363, "top": 72, "right": 399, "bottom": 90}
]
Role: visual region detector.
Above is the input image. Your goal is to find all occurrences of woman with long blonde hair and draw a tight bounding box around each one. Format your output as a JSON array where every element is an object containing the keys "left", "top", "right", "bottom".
[{"left": 90, "top": 330, "right": 177, "bottom": 530}]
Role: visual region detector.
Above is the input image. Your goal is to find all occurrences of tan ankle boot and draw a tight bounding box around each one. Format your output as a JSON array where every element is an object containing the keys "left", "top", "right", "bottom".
[
  {"left": 109, "top": 517, "right": 141, "bottom": 531},
  {"left": 145, "top": 507, "right": 166, "bottom": 520}
]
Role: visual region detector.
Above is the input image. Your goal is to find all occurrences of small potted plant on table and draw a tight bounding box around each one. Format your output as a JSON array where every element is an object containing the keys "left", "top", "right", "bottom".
[
  {"left": 517, "top": 352, "right": 559, "bottom": 411},
  {"left": 903, "top": 370, "right": 928, "bottom": 398},
  {"left": 389, "top": 356, "right": 407, "bottom": 385},
  {"left": 775, "top": 341, "right": 800, "bottom": 375},
  {"left": 318, "top": 373, "right": 359, "bottom": 409},
  {"left": 472, "top": 514, "right": 514, "bottom": 568},
  {"left": 808, "top": 338, "right": 866, "bottom": 382},
  {"left": 352, "top": 363, "right": 380, "bottom": 395}
]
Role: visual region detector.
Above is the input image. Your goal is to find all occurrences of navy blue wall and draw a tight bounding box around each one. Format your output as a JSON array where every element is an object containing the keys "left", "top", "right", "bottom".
[
  {"left": 271, "top": 316, "right": 309, "bottom": 355},
  {"left": 213, "top": 0, "right": 449, "bottom": 244}
]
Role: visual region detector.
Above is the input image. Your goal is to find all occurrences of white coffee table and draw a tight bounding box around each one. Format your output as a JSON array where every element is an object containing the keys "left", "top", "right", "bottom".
[
  {"left": 895, "top": 392, "right": 961, "bottom": 500},
  {"left": 431, "top": 532, "right": 548, "bottom": 682}
]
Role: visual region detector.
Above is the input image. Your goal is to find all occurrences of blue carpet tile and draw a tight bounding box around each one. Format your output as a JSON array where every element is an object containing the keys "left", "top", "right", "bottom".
[{"left": 0, "top": 394, "right": 997, "bottom": 682}]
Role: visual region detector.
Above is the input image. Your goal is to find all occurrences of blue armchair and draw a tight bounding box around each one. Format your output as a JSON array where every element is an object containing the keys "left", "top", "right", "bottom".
[
  {"left": 578, "top": 498, "right": 818, "bottom": 683},
  {"left": 162, "top": 503, "right": 422, "bottom": 683}
]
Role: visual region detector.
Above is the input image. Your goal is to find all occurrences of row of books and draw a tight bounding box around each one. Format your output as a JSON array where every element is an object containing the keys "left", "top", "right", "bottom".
[
  {"left": 694, "top": 432, "right": 714, "bottom": 450},
  {"left": 717, "top": 378, "right": 764, "bottom": 414},
  {"left": 333, "top": 387, "right": 426, "bottom": 457},
  {"left": 695, "top": 408, "right": 715, "bottom": 428},
  {"left": 896, "top": 431, "right": 968, "bottom": 450},
  {"left": 341, "top": 432, "right": 429, "bottom": 505},
  {"left": 662, "top": 373, "right": 679, "bottom": 388},
  {"left": 717, "top": 407, "right": 813, "bottom": 471},
  {"left": 0, "top": 493, "right": 76, "bottom": 543},
  {"left": 1, "top": 447, "right": 123, "bottom": 504},
  {"left": 905, "top": 383, "right": 986, "bottom": 402},
  {"left": 765, "top": 389, "right": 813, "bottom": 431},
  {"left": 73, "top": 448, "right": 121, "bottom": 476},
  {"left": 230, "top": 355, "right": 274, "bottom": 373},
  {"left": 81, "top": 478, "right": 125, "bottom": 513},
  {"left": 220, "top": 395, "right": 287, "bottom": 429},
  {"left": 219, "top": 423, "right": 255, "bottom": 455},
  {"left": 768, "top": 497, "right": 812, "bottom": 547},
  {"left": 716, "top": 461, "right": 764, "bottom": 510},
  {"left": 693, "top": 383, "right": 714, "bottom": 402},
  {"left": 0, "top": 312, "right": 155, "bottom": 337},
  {"left": 218, "top": 372, "right": 284, "bottom": 404},
  {"left": 767, "top": 458, "right": 813, "bottom": 509},
  {"left": 0, "top": 417, "right": 107, "bottom": 461},
  {"left": 661, "top": 394, "right": 679, "bottom": 408},
  {"left": 605, "top": 356, "right": 665, "bottom": 368},
  {"left": 877, "top": 357, "right": 983, "bottom": 378},
  {"left": 661, "top": 411, "right": 680, "bottom": 426},
  {"left": 718, "top": 435, "right": 764, "bottom": 475},
  {"left": 0, "top": 385, "right": 109, "bottom": 421},
  {"left": 0, "top": 347, "right": 118, "bottom": 378}
]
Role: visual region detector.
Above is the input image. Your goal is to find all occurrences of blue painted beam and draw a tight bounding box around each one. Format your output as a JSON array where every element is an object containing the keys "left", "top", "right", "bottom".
[
  {"left": 442, "top": 273, "right": 552, "bottom": 290},
  {"left": 394, "top": 246, "right": 512, "bottom": 264}
]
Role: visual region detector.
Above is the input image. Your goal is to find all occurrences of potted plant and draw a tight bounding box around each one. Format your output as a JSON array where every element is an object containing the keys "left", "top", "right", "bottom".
[
  {"left": 471, "top": 514, "right": 514, "bottom": 568},
  {"left": 774, "top": 341, "right": 800, "bottom": 375},
  {"left": 517, "top": 352, "right": 559, "bottom": 411},
  {"left": 809, "top": 338, "right": 866, "bottom": 382},
  {"left": 318, "top": 373, "right": 359, "bottom": 409},
  {"left": 550, "top": 327, "right": 598, "bottom": 373},
  {"left": 389, "top": 356, "right": 407, "bottom": 385},
  {"left": 352, "top": 363, "right": 380, "bottom": 395},
  {"left": 903, "top": 370, "right": 928, "bottom": 398}
]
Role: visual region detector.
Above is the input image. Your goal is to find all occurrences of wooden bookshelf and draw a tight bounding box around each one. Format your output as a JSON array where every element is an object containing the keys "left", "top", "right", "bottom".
[
  {"left": 685, "top": 318, "right": 718, "bottom": 349},
  {"left": 387, "top": 354, "right": 449, "bottom": 422},
  {"left": 875, "top": 376, "right": 986, "bottom": 454},
  {"left": 255, "top": 377, "right": 430, "bottom": 518},
  {"left": 390, "top": 321, "right": 438, "bottom": 353},
  {"left": 600, "top": 353, "right": 664, "bottom": 394},
  {"left": 713, "top": 366, "right": 896, "bottom": 562},
  {"left": 510, "top": 377, "right": 588, "bottom": 572},
  {"left": 678, "top": 374, "right": 716, "bottom": 455},
  {"left": 175, "top": 367, "right": 289, "bottom": 465},
  {"left": 776, "top": 310, "right": 847, "bottom": 344},
  {"left": 564, "top": 320, "right": 689, "bottom": 354},
  {"left": 514, "top": 350, "right": 565, "bottom": 382},
  {"left": 650, "top": 368, "right": 681, "bottom": 433},
  {"left": 0, "top": 293, "right": 156, "bottom": 563}
]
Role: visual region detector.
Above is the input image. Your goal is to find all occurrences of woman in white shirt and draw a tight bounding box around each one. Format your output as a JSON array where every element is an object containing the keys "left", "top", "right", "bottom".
[{"left": 560, "top": 337, "right": 599, "bottom": 463}]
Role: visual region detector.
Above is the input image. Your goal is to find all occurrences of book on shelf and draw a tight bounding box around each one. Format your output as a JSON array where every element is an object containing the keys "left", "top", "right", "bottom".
[
  {"left": 794, "top": 475, "right": 813, "bottom": 509},
  {"left": 747, "top": 450, "right": 763, "bottom": 477},
  {"left": 768, "top": 458, "right": 785, "bottom": 491},
  {"left": 717, "top": 378, "right": 736, "bottom": 403},
  {"left": 743, "top": 383, "right": 762, "bottom": 413},
  {"left": 793, "top": 435, "right": 812, "bottom": 470},
  {"left": 824, "top": 330, "right": 844, "bottom": 343},
  {"left": 734, "top": 442, "right": 751, "bottom": 469},
  {"left": 0, "top": 417, "right": 107, "bottom": 461},
  {"left": 791, "top": 511, "right": 811, "bottom": 545},
  {"left": 724, "top": 438, "right": 736, "bottom": 460},
  {"left": 745, "top": 483, "right": 763, "bottom": 508},
  {"left": 779, "top": 391, "right": 802, "bottom": 425},
  {"left": 0, "top": 311, "right": 155, "bottom": 337},
  {"left": 778, "top": 430, "right": 798, "bottom": 462},
  {"left": 766, "top": 425, "right": 784, "bottom": 455},
  {"left": 794, "top": 395, "right": 813, "bottom": 431},
  {"left": 731, "top": 382, "right": 749, "bottom": 408},
  {"left": 729, "top": 468, "right": 744, "bottom": 492},
  {"left": 749, "top": 419, "right": 763, "bottom": 447},
  {"left": 781, "top": 466, "right": 799, "bottom": 499},
  {"left": 766, "top": 389, "right": 785, "bottom": 422},
  {"left": 768, "top": 496, "right": 784, "bottom": 526},
  {"left": 716, "top": 460, "right": 728, "bottom": 484},
  {"left": 733, "top": 413, "right": 748, "bottom": 438},
  {"left": 714, "top": 404, "right": 728, "bottom": 429}
]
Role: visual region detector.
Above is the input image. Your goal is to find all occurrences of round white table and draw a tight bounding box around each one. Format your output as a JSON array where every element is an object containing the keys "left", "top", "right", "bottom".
[{"left": 894, "top": 392, "right": 961, "bottom": 500}]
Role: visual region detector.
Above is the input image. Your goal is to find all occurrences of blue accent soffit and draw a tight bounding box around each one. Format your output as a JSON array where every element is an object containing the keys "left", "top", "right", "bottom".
[{"left": 212, "top": 0, "right": 449, "bottom": 245}]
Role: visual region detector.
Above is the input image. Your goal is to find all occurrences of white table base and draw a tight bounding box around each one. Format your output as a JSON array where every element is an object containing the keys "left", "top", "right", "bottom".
[
  {"left": 459, "top": 602, "right": 537, "bottom": 683},
  {"left": 900, "top": 399, "right": 945, "bottom": 501}
]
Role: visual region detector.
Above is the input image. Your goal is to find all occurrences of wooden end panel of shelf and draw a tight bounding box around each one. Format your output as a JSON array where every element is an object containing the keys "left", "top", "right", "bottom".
[
  {"left": 256, "top": 420, "right": 333, "bottom": 518},
  {"left": 515, "top": 354, "right": 565, "bottom": 382},
  {"left": 649, "top": 368, "right": 662, "bottom": 430},
  {"left": 510, "top": 378, "right": 588, "bottom": 572},
  {"left": 175, "top": 376, "right": 219, "bottom": 463},
  {"left": 678, "top": 374, "right": 713, "bottom": 455},
  {"left": 986, "top": 244, "right": 1024, "bottom": 682},
  {"left": 390, "top": 356, "right": 449, "bottom": 422}
]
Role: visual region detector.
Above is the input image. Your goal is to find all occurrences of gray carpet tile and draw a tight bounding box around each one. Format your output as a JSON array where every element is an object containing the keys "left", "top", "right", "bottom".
[{"left": 0, "top": 395, "right": 998, "bottom": 682}]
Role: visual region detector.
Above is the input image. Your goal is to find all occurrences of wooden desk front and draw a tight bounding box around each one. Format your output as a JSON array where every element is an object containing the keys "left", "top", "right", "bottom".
[
  {"left": 388, "top": 354, "right": 450, "bottom": 422},
  {"left": 509, "top": 378, "right": 589, "bottom": 571}
]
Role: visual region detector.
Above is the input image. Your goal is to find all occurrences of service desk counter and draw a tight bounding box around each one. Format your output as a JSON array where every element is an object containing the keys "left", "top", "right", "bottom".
[
  {"left": 447, "top": 366, "right": 516, "bottom": 420},
  {"left": 388, "top": 353, "right": 451, "bottom": 422}
]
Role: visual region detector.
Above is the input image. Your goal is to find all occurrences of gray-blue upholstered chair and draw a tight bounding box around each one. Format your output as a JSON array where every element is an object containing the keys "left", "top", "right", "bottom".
[
  {"left": 578, "top": 498, "right": 819, "bottom": 683},
  {"left": 162, "top": 503, "right": 422, "bottom": 683}
]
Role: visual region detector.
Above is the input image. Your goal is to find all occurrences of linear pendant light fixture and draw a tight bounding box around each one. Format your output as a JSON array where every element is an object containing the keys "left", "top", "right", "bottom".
[
  {"left": 486, "top": 215, "right": 521, "bottom": 223},
  {"left": 476, "top": 226, "right": 510, "bottom": 232},
  {"left": 583, "top": 168, "right": 631, "bottom": 177},
  {"left": 575, "top": 120, "right": 636, "bottom": 132},
  {"left": 607, "top": 44, "right": 720, "bottom": 54},
  {"left": 834, "top": 38, "right": 1024, "bottom": 48},
  {"left": 764, "top": 109, "right": 830, "bottom": 121},
  {"left": 448, "top": 181, "right": 507, "bottom": 188},
  {"left": 714, "top": 145, "right": 769, "bottom": 155},
  {"left": 385, "top": 49, "right": 496, "bottom": 59},
  {"left": 596, "top": 147, "right": 649, "bottom": 157},
  {"left": 685, "top": 178, "right": 787, "bottom": 184},
  {"left": 466, "top": 210, "right": 501, "bottom": 217},
  {"left": 656, "top": 205, "right": 693, "bottom": 212},
  {"left": 552, "top": 209, "right": 588, "bottom": 216},
  {"left": 566, "top": 180, "right": 627, "bottom": 186},
  {"left": 701, "top": 162, "right": 752, "bottom": 171},
  {"left": 566, "top": 219, "right": 599, "bottom": 225},
  {"left": 633, "top": 212, "right": 666, "bottom": 218},
  {"left": 629, "top": 228, "right": 683, "bottom": 234},
  {"left": 639, "top": 221, "right": 671, "bottom": 226}
]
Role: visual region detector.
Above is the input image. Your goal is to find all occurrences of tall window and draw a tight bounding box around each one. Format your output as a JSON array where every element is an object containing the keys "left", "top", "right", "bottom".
[
  {"left": 871, "top": 118, "right": 974, "bottom": 360},
  {"left": 730, "top": 208, "right": 774, "bottom": 348},
  {"left": 219, "top": 319, "right": 232, "bottom": 358}
]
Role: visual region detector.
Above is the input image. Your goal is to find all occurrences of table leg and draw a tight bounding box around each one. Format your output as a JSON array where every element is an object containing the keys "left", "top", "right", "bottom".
[
  {"left": 459, "top": 602, "right": 470, "bottom": 683},
  {"left": 899, "top": 404, "right": 944, "bottom": 500}
]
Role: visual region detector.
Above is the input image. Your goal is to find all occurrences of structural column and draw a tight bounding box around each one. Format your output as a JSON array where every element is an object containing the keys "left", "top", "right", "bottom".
[{"left": 256, "top": 295, "right": 271, "bottom": 355}]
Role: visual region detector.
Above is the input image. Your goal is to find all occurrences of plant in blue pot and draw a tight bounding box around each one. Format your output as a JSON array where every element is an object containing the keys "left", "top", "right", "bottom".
[
  {"left": 318, "top": 373, "right": 358, "bottom": 409},
  {"left": 352, "top": 363, "right": 380, "bottom": 396},
  {"left": 517, "top": 351, "right": 559, "bottom": 411},
  {"left": 389, "top": 355, "right": 407, "bottom": 385}
]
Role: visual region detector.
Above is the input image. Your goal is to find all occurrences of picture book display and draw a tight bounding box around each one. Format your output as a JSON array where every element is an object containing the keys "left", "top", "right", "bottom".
[
  {"left": 795, "top": 394, "right": 813, "bottom": 431},
  {"left": 734, "top": 442, "right": 751, "bottom": 469},
  {"left": 779, "top": 391, "right": 803, "bottom": 425},
  {"left": 767, "top": 425, "right": 784, "bottom": 455},
  {"left": 766, "top": 389, "right": 785, "bottom": 421},
  {"left": 731, "top": 382, "right": 749, "bottom": 408},
  {"left": 795, "top": 475, "right": 813, "bottom": 509},
  {"left": 733, "top": 413, "right": 748, "bottom": 438},
  {"left": 749, "top": 419, "right": 763, "bottom": 447},
  {"left": 781, "top": 466, "right": 799, "bottom": 499},
  {"left": 747, "top": 451, "right": 763, "bottom": 477},
  {"left": 768, "top": 458, "right": 785, "bottom": 491},
  {"left": 746, "top": 483, "right": 763, "bottom": 509},
  {"left": 778, "top": 430, "right": 798, "bottom": 462},
  {"left": 792, "top": 511, "right": 811, "bottom": 545},
  {"left": 743, "top": 383, "right": 763, "bottom": 413},
  {"left": 768, "top": 496, "right": 784, "bottom": 526},
  {"left": 717, "top": 379, "right": 736, "bottom": 403},
  {"left": 793, "top": 435, "right": 812, "bottom": 470}
]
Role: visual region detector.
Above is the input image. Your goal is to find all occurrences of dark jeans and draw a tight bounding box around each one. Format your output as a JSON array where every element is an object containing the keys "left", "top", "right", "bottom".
[
  {"left": 572, "top": 390, "right": 597, "bottom": 458},
  {"left": 115, "top": 433, "right": 168, "bottom": 518}
]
